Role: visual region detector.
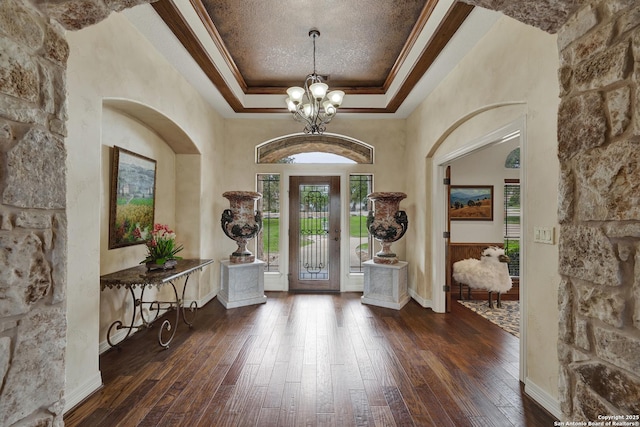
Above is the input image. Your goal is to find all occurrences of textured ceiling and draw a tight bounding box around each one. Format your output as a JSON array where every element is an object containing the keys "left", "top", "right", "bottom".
[
  {"left": 200, "top": 0, "right": 429, "bottom": 89},
  {"left": 144, "top": 0, "right": 487, "bottom": 115}
]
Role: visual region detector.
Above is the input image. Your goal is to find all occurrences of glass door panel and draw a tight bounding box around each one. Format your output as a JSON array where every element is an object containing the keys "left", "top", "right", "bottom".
[{"left": 289, "top": 176, "right": 340, "bottom": 291}]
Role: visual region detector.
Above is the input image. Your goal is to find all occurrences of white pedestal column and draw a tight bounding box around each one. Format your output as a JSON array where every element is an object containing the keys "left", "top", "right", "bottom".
[
  {"left": 218, "top": 260, "right": 267, "bottom": 309},
  {"left": 362, "top": 260, "right": 409, "bottom": 310}
]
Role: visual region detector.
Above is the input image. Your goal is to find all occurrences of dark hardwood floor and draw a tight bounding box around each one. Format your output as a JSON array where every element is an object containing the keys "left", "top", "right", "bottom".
[{"left": 64, "top": 292, "right": 557, "bottom": 426}]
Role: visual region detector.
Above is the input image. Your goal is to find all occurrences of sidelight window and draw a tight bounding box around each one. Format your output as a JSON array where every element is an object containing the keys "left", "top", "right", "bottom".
[
  {"left": 256, "top": 174, "right": 280, "bottom": 272},
  {"left": 349, "top": 174, "right": 373, "bottom": 273}
]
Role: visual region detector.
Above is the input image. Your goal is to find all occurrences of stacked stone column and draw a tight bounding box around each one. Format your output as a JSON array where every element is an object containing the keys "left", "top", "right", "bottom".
[
  {"left": 0, "top": 0, "right": 153, "bottom": 425},
  {"left": 555, "top": 0, "right": 640, "bottom": 420},
  {"left": 0, "top": 1, "right": 68, "bottom": 424}
]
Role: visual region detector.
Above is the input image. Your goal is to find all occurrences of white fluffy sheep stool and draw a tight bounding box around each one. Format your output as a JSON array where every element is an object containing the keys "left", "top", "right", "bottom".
[{"left": 452, "top": 246, "right": 512, "bottom": 308}]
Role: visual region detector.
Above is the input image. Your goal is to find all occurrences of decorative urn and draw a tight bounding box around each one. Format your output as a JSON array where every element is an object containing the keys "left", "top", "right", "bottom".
[
  {"left": 221, "top": 191, "right": 263, "bottom": 263},
  {"left": 366, "top": 192, "right": 408, "bottom": 264}
]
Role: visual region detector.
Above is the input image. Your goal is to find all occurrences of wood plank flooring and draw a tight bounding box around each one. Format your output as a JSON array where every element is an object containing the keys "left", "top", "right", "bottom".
[{"left": 64, "top": 292, "right": 557, "bottom": 426}]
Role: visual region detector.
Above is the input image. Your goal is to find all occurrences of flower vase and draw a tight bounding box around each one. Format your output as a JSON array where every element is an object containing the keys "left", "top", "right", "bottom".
[
  {"left": 221, "top": 191, "right": 263, "bottom": 264},
  {"left": 366, "top": 192, "right": 408, "bottom": 264},
  {"left": 145, "top": 259, "right": 177, "bottom": 271}
]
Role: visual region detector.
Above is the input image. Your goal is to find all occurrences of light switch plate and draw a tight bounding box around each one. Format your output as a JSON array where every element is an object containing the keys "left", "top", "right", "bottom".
[{"left": 533, "top": 226, "right": 555, "bottom": 244}]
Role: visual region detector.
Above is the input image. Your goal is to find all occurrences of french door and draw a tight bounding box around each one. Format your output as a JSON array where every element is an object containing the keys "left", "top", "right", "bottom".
[{"left": 289, "top": 176, "right": 340, "bottom": 291}]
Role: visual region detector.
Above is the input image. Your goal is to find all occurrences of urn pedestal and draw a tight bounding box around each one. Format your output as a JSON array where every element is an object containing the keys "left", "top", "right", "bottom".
[
  {"left": 367, "top": 192, "right": 408, "bottom": 264},
  {"left": 362, "top": 260, "right": 409, "bottom": 310},
  {"left": 221, "top": 191, "right": 263, "bottom": 264},
  {"left": 218, "top": 260, "right": 267, "bottom": 309}
]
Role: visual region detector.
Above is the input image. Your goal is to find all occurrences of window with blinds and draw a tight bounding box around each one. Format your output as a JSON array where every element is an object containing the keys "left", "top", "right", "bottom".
[{"left": 504, "top": 180, "right": 520, "bottom": 277}]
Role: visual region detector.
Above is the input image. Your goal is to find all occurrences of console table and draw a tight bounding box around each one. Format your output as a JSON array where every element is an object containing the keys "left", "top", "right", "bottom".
[{"left": 100, "top": 258, "right": 213, "bottom": 349}]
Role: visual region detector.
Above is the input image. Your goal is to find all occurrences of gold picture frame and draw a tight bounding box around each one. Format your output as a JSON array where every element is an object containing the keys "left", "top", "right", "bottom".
[
  {"left": 449, "top": 185, "right": 494, "bottom": 221},
  {"left": 108, "top": 146, "right": 157, "bottom": 249}
]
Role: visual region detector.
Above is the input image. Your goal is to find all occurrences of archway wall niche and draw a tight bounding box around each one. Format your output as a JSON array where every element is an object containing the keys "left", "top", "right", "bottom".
[{"left": 97, "top": 104, "right": 204, "bottom": 356}]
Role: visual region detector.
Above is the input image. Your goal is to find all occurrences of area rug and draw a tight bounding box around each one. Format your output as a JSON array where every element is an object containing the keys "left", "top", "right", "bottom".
[{"left": 457, "top": 300, "right": 520, "bottom": 338}]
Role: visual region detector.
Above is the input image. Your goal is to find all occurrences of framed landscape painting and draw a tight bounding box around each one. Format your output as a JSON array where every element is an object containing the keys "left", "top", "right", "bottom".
[
  {"left": 449, "top": 185, "right": 493, "bottom": 221},
  {"left": 108, "top": 146, "right": 157, "bottom": 249}
]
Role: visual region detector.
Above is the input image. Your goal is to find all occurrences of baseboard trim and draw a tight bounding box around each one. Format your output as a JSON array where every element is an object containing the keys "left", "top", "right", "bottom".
[
  {"left": 64, "top": 370, "right": 103, "bottom": 414},
  {"left": 409, "top": 288, "right": 432, "bottom": 308},
  {"left": 264, "top": 283, "right": 287, "bottom": 291},
  {"left": 99, "top": 326, "right": 129, "bottom": 354},
  {"left": 188, "top": 288, "right": 217, "bottom": 307},
  {"left": 524, "top": 378, "right": 561, "bottom": 419}
]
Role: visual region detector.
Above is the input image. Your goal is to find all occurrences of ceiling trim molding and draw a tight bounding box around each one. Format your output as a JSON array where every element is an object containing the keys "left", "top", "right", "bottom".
[
  {"left": 188, "top": 0, "right": 248, "bottom": 93},
  {"left": 383, "top": 0, "right": 439, "bottom": 91},
  {"left": 151, "top": 0, "right": 244, "bottom": 112},
  {"left": 152, "top": 0, "right": 473, "bottom": 114},
  {"left": 387, "top": 1, "right": 474, "bottom": 112}
]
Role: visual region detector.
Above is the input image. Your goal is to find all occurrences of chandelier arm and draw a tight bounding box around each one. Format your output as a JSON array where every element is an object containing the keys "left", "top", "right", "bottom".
[
  {"left": 292, "top": 108, "right": 313, "bottom": 126},
  {"left": 313, "top": 102, "right": 322, "bottom": 127},
  {"left": 319, "top": 113, "right": 332, "bottom": 125},
  {"left": 291, "top": 112, "right": 305, "bottom": 124}
]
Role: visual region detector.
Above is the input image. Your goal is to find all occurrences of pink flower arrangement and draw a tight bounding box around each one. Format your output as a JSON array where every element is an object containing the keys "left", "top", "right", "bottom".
[{"left": 139, "top": 223, "right": 183, "bottom": 265}]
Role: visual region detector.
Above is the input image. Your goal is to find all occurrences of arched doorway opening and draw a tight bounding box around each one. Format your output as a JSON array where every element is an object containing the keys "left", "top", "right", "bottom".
[{"left": 431, "top": 115, "right": 526, "bottom": 383}]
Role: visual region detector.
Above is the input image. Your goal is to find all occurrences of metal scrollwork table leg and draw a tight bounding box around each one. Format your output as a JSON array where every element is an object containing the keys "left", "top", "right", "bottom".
[{"left": 105, "top": 275, "right": 199, "bottom": 350}]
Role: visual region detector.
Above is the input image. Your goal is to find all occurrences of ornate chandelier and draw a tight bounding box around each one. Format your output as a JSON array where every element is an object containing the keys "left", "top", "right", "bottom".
[{"left": 285, "top": 29, "right": 345, "bottom": 135}]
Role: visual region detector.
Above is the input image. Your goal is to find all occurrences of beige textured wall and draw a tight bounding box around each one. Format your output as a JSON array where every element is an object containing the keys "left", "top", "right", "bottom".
[
  {"left": 223, "top": 118, "right": 407, "bottom": 192},
  {"left": 65, "top": 12, "right": 226, "bottom": 408},
  {"left": 405, "top": 15, "right": 561, "bottom": 406}
]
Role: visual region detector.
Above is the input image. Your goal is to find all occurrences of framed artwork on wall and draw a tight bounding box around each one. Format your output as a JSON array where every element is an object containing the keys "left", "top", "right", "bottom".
[
  {"left": 449, "top": 185, "right": 493, "bottom": 221},
  {"left": 108, "top": 146, "right": 157, "bottom": 249}
]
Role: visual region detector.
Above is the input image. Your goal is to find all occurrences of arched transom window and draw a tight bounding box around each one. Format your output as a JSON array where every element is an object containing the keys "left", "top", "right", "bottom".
[{"left": 256, "top": 134, "right": 374, "bottom": 164}]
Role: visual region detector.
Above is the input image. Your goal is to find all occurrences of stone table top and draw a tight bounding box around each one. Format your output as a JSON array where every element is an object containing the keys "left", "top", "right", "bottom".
[{"left": 100, "top": 259, "right": 213, "bottom": 290}]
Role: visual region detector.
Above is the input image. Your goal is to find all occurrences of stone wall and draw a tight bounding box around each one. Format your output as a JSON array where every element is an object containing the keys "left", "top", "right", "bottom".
[
  {"left": 0, "top": 1, "right": 152, "bottom": 425},
  {"left": 0, "top": 1, "right": 68, "bottom": 424},
  {"left": 556, "top": 0, "right": 640, "bottom": 420}
]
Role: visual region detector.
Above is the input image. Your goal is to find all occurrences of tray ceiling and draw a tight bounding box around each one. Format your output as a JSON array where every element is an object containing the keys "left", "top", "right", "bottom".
[{"left": 126, "top": 0, "right": 500, "bottom": 116}]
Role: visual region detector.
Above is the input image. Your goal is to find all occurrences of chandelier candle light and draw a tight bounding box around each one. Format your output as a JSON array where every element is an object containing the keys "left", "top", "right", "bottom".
[{"left": 285, "top": 29, "right": 345, "bottom": 135}]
